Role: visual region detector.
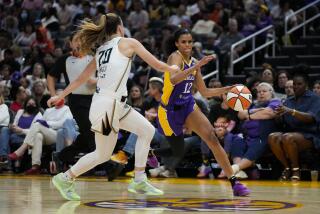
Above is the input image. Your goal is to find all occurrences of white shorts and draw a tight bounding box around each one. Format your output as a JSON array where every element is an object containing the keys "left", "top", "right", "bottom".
[{"left": 89, "top": 93, "right": 131, "bottom": 135}]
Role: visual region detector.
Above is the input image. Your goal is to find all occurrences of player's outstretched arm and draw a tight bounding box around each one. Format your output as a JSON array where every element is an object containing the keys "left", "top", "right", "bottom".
[
  {"left": 126, "top": 38, "right": 179, "bottom": 73},
  {"left": 195, "top": 71, "right": 233, "bottom": 98},
  {"left": 47, "top": 59, "right": 96, "bottom": 107},
  {"left": 169, "top": 55, "right": 214, "bottom": 85}
]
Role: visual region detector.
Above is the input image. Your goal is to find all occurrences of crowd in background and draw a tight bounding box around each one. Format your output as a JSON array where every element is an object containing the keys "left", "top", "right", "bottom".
[{"left": 0, "top": 0, "right": 319, "bottom": 181}]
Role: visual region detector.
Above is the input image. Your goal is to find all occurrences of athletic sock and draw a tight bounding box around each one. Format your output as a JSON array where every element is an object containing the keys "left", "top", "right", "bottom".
[
  {"left": 229, "top": 175, "right": 237, "bottom": 187},
  {"left": 134, "top": 171, "right": 146, "bottom": 183},
  {"left": 62, "top": 171, "right": 74, "bottom": 181}
]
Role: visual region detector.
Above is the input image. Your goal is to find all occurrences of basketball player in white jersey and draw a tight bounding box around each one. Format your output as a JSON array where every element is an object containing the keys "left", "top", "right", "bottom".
[{"left": 48, "top": 13, "right": 212, "bottom": 201}]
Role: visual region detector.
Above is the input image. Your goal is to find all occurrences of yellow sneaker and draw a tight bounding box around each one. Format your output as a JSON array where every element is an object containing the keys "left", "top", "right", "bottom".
[
  {"left": 111, "top": 151, "right": 128, "bottom": 164},
  {"left": 125, "top": 170, "right": 135, "bottom": 177}
]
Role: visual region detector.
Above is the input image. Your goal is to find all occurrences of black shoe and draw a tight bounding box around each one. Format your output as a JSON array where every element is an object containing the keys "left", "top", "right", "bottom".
[{"left": 106, "top": 161, "right": 124, "bottom": 181}]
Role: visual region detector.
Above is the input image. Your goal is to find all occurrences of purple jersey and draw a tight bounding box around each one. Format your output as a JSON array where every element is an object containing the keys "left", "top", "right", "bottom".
[{"left": 161, "top": 59, "right": 196, "bottom": 107}]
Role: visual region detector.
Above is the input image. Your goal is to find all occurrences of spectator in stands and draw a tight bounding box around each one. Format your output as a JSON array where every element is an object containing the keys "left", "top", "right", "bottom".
[
  {"left": 1, "top": 14, "right": 19, "bottom": 38},
  {"left": 8, "top": 99, "right": 73, "bottom": 174},
  {"left": 256, "top": 4, "right": 273, "bottom": 30},
  {"left": 41, "top": 7, "right": 60, "bottom": 34},
  {"left": 10, "top": 86, "right": 28, "bottom": 113},
  {"left": 192, "top": 12, "right": 216, "bottom": 37},
  {"left": 127, "top": 84, "right": 145, "bottom": 114},
  {"left": 0, "top": 49, "right": 21, "bottom": 73},
  {"left": 127, "top": 0, "right": 149, "bottom": 35},
  {"left": 31, "top": 27, "right": 55, "bottom": 55},
  {"left": 275, "top": 70, "right": 290, "bottom": 94},
  {"left": 284, "top": 79, "right": 294, "bottom": 98},
  {"left": 19, "top": 77, "right": 31, "bottom": 95},
  {"left": 0, "top": 64, "right": 12, "bottom": 89},
  {"left": 147, "top": 0, "right": 165, "bottom": 22},
  {"left": 209, "top": 1, "right": 229, "bottom": 27},
  {"left": 214, "top": 18, "right": 244, "bottom": 75},
  {"left": 26, "top": 63, "right": 46, "bottom": 87},
  {"left": 9, "top": 96, "right": 42, "bottom": 146},
  {"left": 55, "top": 118, "right": 79, "bottom": 154},
  {"left": 57, "top": 0, "right": 72, "bottom": 31},
  {"left": 231, "top": 82, "right": 281, "bottom": 179},
  {"left": 268, "top": 70, "right": 320, "bottom": 181},
  {"left": 31, "top": 80, "right": 50, "bottom": 110},
  {"left": 197, "top": 116, "right": 235, "bottom": 178},
  {"left": 313, "top": 80, "right": 320, "bottom": 96},
  {"left": 73, "top": 1, "right": 93, "bottom": 26},
  {"left": 22, "top": 0, "right": 44, "bottom": 11},
  {"left": 0, "top": 94, "right": 10, "bottom": 163},
  {"left": 167, "top": 4, "right": 190, "bottom": 27},
  {"left": 261, "top": 63, "right": 275, "bottom": 86},
  {"left": 14, "top": 23, "right": 36, "bottom": 53},
  {"left": 271, "top": 0, "right": 297, "bottom": 45}
]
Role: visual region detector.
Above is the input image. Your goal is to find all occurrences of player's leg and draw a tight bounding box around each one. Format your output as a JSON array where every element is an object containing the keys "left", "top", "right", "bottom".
[
  {"left": 52, "top": 131, "right": 118, "bottom": 200},
  {"left": 120, "top": 108, "right": 163, "bottom": 195},
  {"left": 185, "top": 108, "right": 250, "bottom": 196}
]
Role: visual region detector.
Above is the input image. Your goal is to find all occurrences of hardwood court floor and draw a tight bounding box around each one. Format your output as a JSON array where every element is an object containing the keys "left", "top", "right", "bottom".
[{"left": 0, "top": 175, "right": 319, "bottom": 214}]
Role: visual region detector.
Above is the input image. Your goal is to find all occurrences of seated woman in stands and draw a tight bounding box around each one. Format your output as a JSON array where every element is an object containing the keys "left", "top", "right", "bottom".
[
  {"left": 9, "top": 99, "right": 73, "bottom": 174},
  {"left": 0, "top": 94, "right": 10, "bottom": 164},
  {"left": 9, "top": 96, "right": 42, "bottom": 153},
  {"left": 230, "top": 82, "right": 281, "bottom": 179},
  {"left": 268, "top": 67, "right": 320, "bottom": 181}
]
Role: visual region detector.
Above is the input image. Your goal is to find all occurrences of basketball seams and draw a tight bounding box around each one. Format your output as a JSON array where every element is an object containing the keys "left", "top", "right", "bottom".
[{"left": 227, "top": 85, "right": 252, "bottom": 111}]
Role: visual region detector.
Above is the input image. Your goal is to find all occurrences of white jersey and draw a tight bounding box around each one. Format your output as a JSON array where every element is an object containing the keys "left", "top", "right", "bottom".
[{"left": 95, "top": 37, "right": 132, "bottom": 97}]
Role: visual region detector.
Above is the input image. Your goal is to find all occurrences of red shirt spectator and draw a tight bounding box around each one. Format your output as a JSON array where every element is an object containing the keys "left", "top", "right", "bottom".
[{"left": 31, "top": 28, "right": 54, "bottom": 54}]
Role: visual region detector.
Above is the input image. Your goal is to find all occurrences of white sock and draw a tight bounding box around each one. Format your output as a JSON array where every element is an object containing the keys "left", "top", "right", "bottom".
[
  {"left": 134, "top": 171, "right": 146, "bottom": 183},
  {"left": 232, "top": 164, "right": 240, "bottom": 174}
]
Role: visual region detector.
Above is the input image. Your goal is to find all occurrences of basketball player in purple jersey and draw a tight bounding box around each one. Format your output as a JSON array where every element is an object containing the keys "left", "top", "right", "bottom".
[{"left": 155, "top": 28, "right": 250, "bottom": 196}]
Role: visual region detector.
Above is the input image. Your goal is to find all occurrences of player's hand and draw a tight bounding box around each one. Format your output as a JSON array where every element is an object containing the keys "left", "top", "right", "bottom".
[
  {"left": 197, "top": 55, "right": 215, "bottom": 68},
  {"left": 47, "top": 96, "right": 63, "bottom": 108},
  {"left": 222, "top": 85, "right": 235, "bottom": 94}
]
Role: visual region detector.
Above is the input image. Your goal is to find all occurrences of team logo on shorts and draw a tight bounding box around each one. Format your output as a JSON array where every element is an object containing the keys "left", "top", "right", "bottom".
[{"left": 85, "top": 198, "right": 300, "bottom": 212}]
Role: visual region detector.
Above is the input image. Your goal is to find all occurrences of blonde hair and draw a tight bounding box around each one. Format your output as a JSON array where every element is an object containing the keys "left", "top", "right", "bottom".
[
  {"left": 257, "top": 82, "right": 275, "bottom": 98},
  {"left": 76, "top": 13, "right": 122, "bottom": 54}
]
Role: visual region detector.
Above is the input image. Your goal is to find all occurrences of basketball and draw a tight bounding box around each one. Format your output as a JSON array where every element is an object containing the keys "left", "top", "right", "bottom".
[{"left": 226, "top": 85, "right": 252, "bottom": 111}]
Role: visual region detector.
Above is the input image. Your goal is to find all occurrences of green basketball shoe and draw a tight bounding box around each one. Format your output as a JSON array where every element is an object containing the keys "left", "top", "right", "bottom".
[
  {"left": 52, "top": 173, "right": 80, "bottom": 201},
  {"left": 128, "top": 177, "right": 164, "bottom": 195}
]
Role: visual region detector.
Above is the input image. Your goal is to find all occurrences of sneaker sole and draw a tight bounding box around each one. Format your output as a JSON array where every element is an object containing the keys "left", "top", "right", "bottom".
[
  {"left": 127, "top": 188, "right": 164, "bottom": 196},
  {"left": 52, "top": 178, "right": 80, "bottom": 201},
  {"left": 110, "top": 158, "right": 128, "bottom": 165}
]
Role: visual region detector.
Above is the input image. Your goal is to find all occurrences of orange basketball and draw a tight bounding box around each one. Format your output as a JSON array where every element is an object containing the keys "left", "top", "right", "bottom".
[{"left": 226, "top": 85, "right": 252, "bottom": 111}]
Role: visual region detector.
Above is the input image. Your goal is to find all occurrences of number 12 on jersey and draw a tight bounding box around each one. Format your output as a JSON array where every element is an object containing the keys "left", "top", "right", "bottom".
[
  {"left": 183, "top": 82, "right": 193, "bottom": 93},
  {"left": 98, "top": 48, "right": 113, "bottom": 67}
]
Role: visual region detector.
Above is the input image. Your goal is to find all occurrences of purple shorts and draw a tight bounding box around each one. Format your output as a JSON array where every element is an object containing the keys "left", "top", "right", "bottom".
[{"left": 157, "top": 99, "right": 196, "bottom": 136}]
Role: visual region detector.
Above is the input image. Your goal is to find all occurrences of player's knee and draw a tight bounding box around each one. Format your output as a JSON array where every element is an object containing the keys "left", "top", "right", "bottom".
[{"left": 142, "top": 123, "right": 155, "bottom": 140}]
